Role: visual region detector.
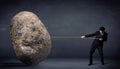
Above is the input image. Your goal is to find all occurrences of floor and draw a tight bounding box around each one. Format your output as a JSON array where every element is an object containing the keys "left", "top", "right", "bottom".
[{"left": 0, "top": 58, "right": 120, "bottom": 69}]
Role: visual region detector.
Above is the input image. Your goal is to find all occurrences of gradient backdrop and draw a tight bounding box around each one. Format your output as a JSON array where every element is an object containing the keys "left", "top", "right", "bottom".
[{"left": 0, "top": 0, "right": 120, "bottom": 59}]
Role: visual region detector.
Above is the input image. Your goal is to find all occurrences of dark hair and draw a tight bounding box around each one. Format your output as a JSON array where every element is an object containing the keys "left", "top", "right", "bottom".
[{"left": 99, "top": 26, "right": 105, "bottom": 31}]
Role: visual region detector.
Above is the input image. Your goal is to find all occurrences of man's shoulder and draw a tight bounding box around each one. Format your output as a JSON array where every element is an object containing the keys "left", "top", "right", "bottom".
[
  {"left": 103, "top": 32, "right": 108, "bottom": 36},
  {"left": 104, "top": 32, "right": 108, "bottom": 34}
]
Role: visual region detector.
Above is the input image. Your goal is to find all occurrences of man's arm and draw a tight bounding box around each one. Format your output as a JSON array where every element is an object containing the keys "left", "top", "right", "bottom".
[{"left": 81, "top": 31, "right": 97, "bottom": 38}]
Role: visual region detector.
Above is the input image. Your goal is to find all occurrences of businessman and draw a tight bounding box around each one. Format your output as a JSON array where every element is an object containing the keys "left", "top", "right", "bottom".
[{"left": 81, "top": 26, "right": 108, "bottom": 66}]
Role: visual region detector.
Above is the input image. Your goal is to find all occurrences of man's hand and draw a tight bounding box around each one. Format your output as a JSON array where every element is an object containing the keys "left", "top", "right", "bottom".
[
  {"left": 99, "top": 38, "right": 103, "bottom": 41},
  {"left": 81, "top": 36, "right": 85, "bottom": 38}
]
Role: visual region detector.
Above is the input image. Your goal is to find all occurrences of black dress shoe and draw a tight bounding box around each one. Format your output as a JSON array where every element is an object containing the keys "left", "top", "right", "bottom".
[{"left": 88, "top": 63, "right": 93, "bottom": 66}]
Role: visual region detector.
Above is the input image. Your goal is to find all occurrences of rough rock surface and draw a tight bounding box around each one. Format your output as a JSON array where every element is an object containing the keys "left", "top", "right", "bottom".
[{"left": 10, "top": 11, "right": 51, "bottom": 65}]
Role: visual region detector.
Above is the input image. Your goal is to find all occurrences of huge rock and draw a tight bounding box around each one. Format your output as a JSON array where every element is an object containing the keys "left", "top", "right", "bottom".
[{"left": 10, "top": 11, "right": 51, "bottom": 65}]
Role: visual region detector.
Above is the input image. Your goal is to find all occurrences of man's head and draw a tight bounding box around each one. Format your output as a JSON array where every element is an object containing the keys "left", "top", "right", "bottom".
[{"left": 99, "top": 26, "right": 105, "bottom": 32}]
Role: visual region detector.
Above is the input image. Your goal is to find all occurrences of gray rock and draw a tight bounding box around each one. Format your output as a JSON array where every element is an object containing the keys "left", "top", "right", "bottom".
[{"left": 10, "top": 11, "right": 51, "bottom": 65}]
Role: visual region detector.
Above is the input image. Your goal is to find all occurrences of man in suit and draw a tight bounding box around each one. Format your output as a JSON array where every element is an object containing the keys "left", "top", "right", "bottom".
[{"left": 81, "top": 26, "right": 108, "bottom": 66}]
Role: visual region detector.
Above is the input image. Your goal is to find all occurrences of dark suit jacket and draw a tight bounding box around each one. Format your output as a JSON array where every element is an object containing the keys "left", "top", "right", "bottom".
[{"left": 85, "top": 31, "right": 108, "bottom": 46}]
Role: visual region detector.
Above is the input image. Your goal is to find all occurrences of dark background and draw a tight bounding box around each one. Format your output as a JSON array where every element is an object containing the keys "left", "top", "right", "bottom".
[{"left": 0, "top": 0, "right": 120, "bottom": 59}]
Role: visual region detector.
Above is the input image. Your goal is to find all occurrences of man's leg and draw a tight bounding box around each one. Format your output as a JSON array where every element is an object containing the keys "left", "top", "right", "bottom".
[
  {"left": 97, "top": 46, "right": 104, "bottom": 65},
  {"left": 89, "top": 46, "right": 96, "bottom": 65}
]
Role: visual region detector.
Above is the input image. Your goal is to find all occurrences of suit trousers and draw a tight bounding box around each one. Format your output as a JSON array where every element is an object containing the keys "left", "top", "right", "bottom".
[{"left": 89, "top": 44, "right": 104, "bottom": 64}]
